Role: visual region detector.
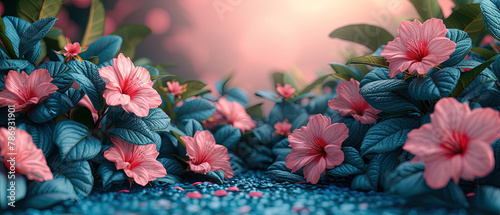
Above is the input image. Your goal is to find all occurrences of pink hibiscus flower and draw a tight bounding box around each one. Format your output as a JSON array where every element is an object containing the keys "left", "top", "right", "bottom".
[
  {"left": 277, "top": 83, "right": 295, "bottom": 99},
  {"left": 0, "top": 69, "right": 58, "bottom": 112},
  {"left": 381, "top": 18, "right": 456, "bottom": 78},
  {"left": 99, "top": 53, "right": 162, "bottom": 117},
  {"left": 403, "top": 98, "right": 500, "bottom": 189},
  {"left": 286, "top": 114, "right": 349, "bottom": 184},
  {"left": 216, "top": 97, "right": 256, "bottom": 133},
  {"left": 180, "top": 130, "right": 234, "bottom": 179},
  {"left": 328, "top": 78, "right": 381, "bottom": 124},
  {"left": 0, "top": 128, "right": 53, "bottom": 182},
  {"left": 166, "top": 81, "right": 187, "bottom": 98},
  {"left": 104, "top": 136, "right": 166, "bottom": 186},
  {"left": 274, "top": 119, "right": 292, "bottom": 136},
  {"left": 56, "top": 37, "right": 87, "bottom": 62}
]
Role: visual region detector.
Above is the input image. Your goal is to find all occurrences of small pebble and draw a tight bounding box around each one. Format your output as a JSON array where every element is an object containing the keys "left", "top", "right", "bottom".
[
  {"left": 204, "top": 181, "right": 213, "bottom": 184},
  {"left": 239, "top": 205, "right": 252, "bottom": 214},
  {"left": 117, "top": 190, "right": 130, "bottom": 193},
  {"left": 186, "top": 192, "right": 203, "bottom": 199},
  {"left": 227, "top": 186, "right": 239, "bottom": 191},
  {"left": 214, "top": 190, "right": 228, "bottom": 196},
  {"left": 173, "top": 186, "right": 184, "bottom": 191},
  {"left": 192, "top": 182, "right": 203, "bottom": 186},
  {"left": 249, "top": 191, "right": 263, "bottom": 198},
  {"left": 466, "top": 192, "right": 475, "bottom": 197}
]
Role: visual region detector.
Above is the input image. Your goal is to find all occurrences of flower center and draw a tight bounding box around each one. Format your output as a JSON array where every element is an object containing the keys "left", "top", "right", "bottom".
[
  {"left": 406, "top": 40, "right": 429, "bottom": 62},
  {"left": 440, "top": 130, "right": 469, "bottom": 157},
  {"left": 351, "top": 100, "right": 369, "bottom": 116},
  {"left": 312, "top": 138, "right": 327, "bottom": 157}
]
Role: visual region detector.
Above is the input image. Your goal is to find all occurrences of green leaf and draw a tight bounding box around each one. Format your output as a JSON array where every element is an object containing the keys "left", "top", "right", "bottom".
[
  {"left": 181, "top": 80, "right": 208, "bottom": 99},
  {"left": 43, "top": 28, "right": 66, "bottom": 51},
  {"left": 17, "top": 0, "right": 64, "bottom": 23},
  {"left": 151, "top": 74, "right": 175, "bottom": 81},
  {"left": 283, "top": 72, "right": 298, "bottom": 90},
  {"left": 272, "top": 72, "right": 284, "bottom": 86},
  {"left": 0, "top": 15, "right": 17, "bottom": 59},
  {"left": 470, "top": 47, "right": 497, "bottom": 59},
  {"left": 111, "top": 24, "right": 151, "bottom": 59},
  {"left": 410, "top": 0, "right": 444, "bottom": 20},
  {"left": 444, "top": 4, "right": 485, "bottom": 42},
  {"left": 246, "top": 103, "right": 263, "bottom": 119},
  {"left": 81, "top": 0, "right": 105, "bottom": 46},
  {"left": 329, "top": 63, "right": 361, "bottom": 81},
  {"left": 346, "top": 55, "right": 389, "bottom": 68},
  {"left": 449, "top": 54, "right": 499, "bottom": 97},
  {"left": 452, "top": 0, "right": 474, "bottom": 8},
  {"left": 171, "top": 131, "right": 186, "bottom": 148},
  {"left": 298, "top": 75, "right": 329, "bottom": 95},
  {"left": 329, "top": 24, "right": 394, "bottom": 51}
]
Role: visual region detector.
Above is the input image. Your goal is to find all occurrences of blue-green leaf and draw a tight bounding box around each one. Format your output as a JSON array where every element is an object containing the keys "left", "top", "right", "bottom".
[
  {"left": 79, "top": 35, "right": 122, "bottom": 63},
  {"left": 409, "top": 67, "right": 461, "bottom": 100},
  {"left": 481, "top": 0, "right": 500, "bottom": 41},
  {"left": 96, "top": 162, "right": 128, "bottom": 189},
  {"left": 54, "top": 120, "right": 101, "bottom": 161},
  {"left": 25, "top": 173, "right": 79, "bottom": 209},
  {"left": 175, "top": 99, "right": 215, "bottom": 121},
  {"left": 361, "top": 118, "right": 419, "bottom": 156},
  {"left": 214, "top": 125, "right": 241, "bottom": 148},
  {"left": 48, "top": 157, "right": 94, "bottom": 196},
  {"left": 266, "top": 161, "right": 305, "bottom": 183}
]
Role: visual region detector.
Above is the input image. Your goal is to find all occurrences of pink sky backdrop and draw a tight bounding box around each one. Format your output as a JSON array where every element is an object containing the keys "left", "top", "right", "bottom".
[
  {"left": 157, "top": 0, "right": 454, "bottom": 104},
  {"left": 48, "top": 0, "right": 455, "bottom": 108}
]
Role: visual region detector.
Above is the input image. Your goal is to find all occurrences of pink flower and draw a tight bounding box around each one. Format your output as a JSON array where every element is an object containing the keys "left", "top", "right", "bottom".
[
  {"left": 403, "top": 98, "right": 500, "bottom": 189},
  {"left": 216, "top": 97, "right": 256, "bottom": 133},
  {"left": 57, "top": 37, "right": 87, "bottom": 62},
  {"left": 328, "top": 79, "right": 381, "bottom": 124},
  {"left": 0, "top": 69, "right": 58, "bottom": 112},
  {"left": 286, "top": 114, "right": 348, "bottom": 184},
  {"left": 0, "top": 128, "right": 53, "bottom": 182},
  {"left": 249, "top": 191, "right": 263, "bottom": 198},
  {"left": 276, "top": 83, "right": 295, "bottom": 99},
  {"left": 274, "top": 119, "right": 292, "bottom": 136},
  {"left": 99, "top": 53, "right": 162, "bottom": 117},
  {"left": 180, "top": 130, "right": 234, "bottom": 179},
  {"left": 77, "top": 94, "right": 99, "bottom": 123},
  {"left": 166, "top": 81, "right": 187, "bottom": 98},
  {"left": 381, "top": 18, "right": 456, "bottom": 78},
  {"left": 203, "top": 111, "right": 227, "bottom": 130},
  {"left": 104, "top": 136, "right": 166, "bottom": 186}
]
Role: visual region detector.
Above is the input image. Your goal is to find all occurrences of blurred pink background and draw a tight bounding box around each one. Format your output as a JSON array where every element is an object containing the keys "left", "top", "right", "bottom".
[{"left": 0, "top": 0, "right": 456, "bottom": 106}]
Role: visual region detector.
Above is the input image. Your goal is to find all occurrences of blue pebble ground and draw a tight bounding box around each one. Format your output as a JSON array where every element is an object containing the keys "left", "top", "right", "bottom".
[{"left": 7, "top": 171, "right": 471, "bottom": 214}]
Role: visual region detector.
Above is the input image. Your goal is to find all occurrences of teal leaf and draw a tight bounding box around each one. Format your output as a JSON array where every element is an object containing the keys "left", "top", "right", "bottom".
[
  {"left": 25, "top": 173, "right": 79, "bottom": 209},
  {"left": 481, "top": 0, "right": 500, "bottom": 41},
  {"left": 387, "top": 162, "right": 469, "bottom": 208},
  {"left": 255, "top": 90, "right": 283, "bottom": 102},
  {"left": 272, "top": 138, "right": 292, "bottom": 161},
  {"left": 28, "top": 88, "right": 84, "bottom": 123},
  {"left": 359, "top": 68, "right": 420, "bottom": 113},
  {"left": 175, "top": 99, "right": 215, "bottom": 121},
  {"left": 266, "top": 161, "right": 306, "bottom": 183},
  {"left": 440, "top": 29, "right": 472, "bottom": 67},
  {"left": 474, "top": 186, "right": 500, "bottom": 214},
  {"left": 18, "top": 122, "right": 54, "bottom": 156},
  {"left": 19, "top": 17, "right": 57, "bottom": 59},
  {"left": 48, "top": 157, "right": 94, "bottom": 196},
  {"left": 54, "top": 120, "right": 102, "bottom": 161},
  {"left": 157, "top": 158, "right": 183, "bottom": 176},
  {"left": 105, "top": 107, "right": 161, "bottom": 145},
  {"left": 179, "top": 119, "right": 204, "bottom": 137},
  {"left": 79, "top": 35, "right": 122, "bottom": 63},
  {"left": 96, "top": 162, "right": 128, "bottom": 189},
  {"left": 409, "top": 67, "right": 461, "bottom": 100},
  {"left": 214, "top": 125, "right": 241, "bottom": 148},
  {"left": 361, "top": 118, "right": 419, "bottom": 156},
  {"left": 251, "top": 124, "right": 273, "bottom": 144},
  {"left": 67, "top": 60, "right": 106, "bottom": 110},
  {"left": 141, "top": 108, "right": 170, "bottom": 131}
]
